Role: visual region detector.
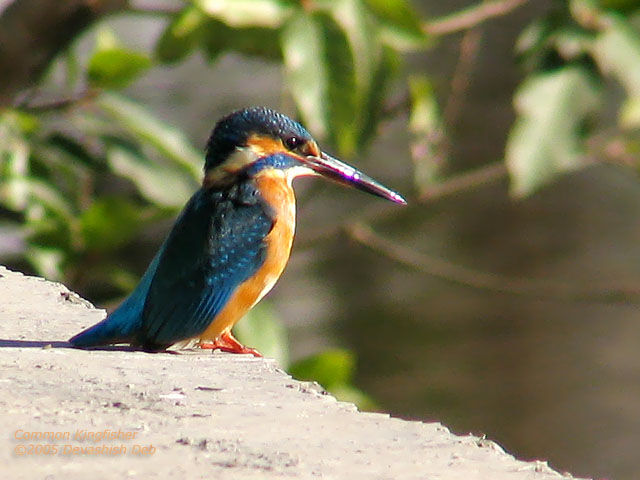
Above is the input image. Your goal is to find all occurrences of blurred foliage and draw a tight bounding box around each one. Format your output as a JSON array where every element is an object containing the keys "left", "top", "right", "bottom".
[
  {"left": 4, "top": 0, "right": 640, "bottom": 409},
  {"left": 505, "top": 66, "right": 599, "bottom": 196},
  {"left": 234, "top": 303, "right": 376, "bottom": 409},
  {"left": 288, "top": 349, "right": 378, "bottom": 410},
  {"left": 510, "top": 0, "right": 640, "bottom": 194},
  {"left": 88, "top": 28, "right": 152, "bottom": 89}
]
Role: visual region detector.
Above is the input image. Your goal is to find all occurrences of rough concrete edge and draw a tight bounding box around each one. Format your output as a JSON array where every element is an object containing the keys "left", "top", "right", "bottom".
[{"left": 0, "top": 266, "right": 590, "bottom": 479}]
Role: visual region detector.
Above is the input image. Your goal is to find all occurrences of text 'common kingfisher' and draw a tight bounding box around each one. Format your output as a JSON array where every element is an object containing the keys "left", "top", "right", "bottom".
[{"left": 70, "top": 107, "right": 406, "bottom": 354}]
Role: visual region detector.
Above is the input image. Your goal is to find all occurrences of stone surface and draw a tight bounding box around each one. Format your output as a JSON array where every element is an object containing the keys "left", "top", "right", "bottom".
[{"left": 0, "top": 266, "right": 588, "bottom": 479}]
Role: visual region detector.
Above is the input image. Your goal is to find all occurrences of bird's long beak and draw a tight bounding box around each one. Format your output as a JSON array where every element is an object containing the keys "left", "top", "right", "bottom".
[{"left": 304, "top": 152, "right": 406, "bottom": 205}]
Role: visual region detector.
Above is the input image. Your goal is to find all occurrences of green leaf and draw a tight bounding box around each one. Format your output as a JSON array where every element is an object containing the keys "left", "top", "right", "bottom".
[
  {"left": 550, "top": 28, "right": 593, "bottom": 61},
  {"left": 289, "top": 348, "right": 377, "bottom": 410},
  {"left": 88, "top": 29, "right": 152, "bottom": 89},
  {"left": 409, "top": 75, "right": 439, "bottom": 135},
  {"left": 79, "top": 197, "right": 145, "bottom": 251},
  {"left": 331, "top": 0, "right": 393, "bottom": 154},
  {"left": 321, "top": 11, "right": 360, "bottom": 155},
  {"left": 96, "top": 27, "right": 119, "bottom": 50},
  {"left": 591, "top": 14, "right": 640, "bottom": 127},
  {"left": 0, "top": 130, "right": 30, "bottom": 210},
  {"left": 363, "top": 0, "right": 423, "bottom": 34},
  {"left": 282, "top": 3, "right": 396, "bottom": 156},
  {"left": 45, "top": 133, "right": 102, "bottom": 170},
  {"left": 408, "top": 74, "right": 444, "bottom": 192},
  {"left": 202, "top": 20, "right": 282, "bottom": 61},
  {"left": 107, "top": 144, "right": 197, "bottom": 208},
  {"left": 88, "top": 49, "right": 151, "bottom": 89},
  {"left": 0, "top": 113, "right": 75, "bottom": 222},
  {"left": 200, "top": 18, "right": 227, "bottom": 61},
  {"left": 357, "top": 47, "right": 399, "bottom": 150},
  {"left": 284, "top": 8, "right": 385, "bottom": 156},
  {"left": 23, "top": 178, "right": 75, "bottom": 221},
  {"left": 25, "top": 245, "right": 64, "bottom": 280},
  {"left": 64, "top": 45, "right": 81, "bottom": 90},
  {"left": 233, "top": 303, "right": 289, "bottom": 367},
  {"left": 12, "top": 110, "right": 40, "bottom": 134},
  {"left": 595, "top": 0, "right": 640, "bottom": 13},
  {"left": 97, "top": 93, "right": 203, "bottom": 180},
  {"left": 363, "top": 0, "right": 428, "bottom": 50},
  {"left": 592, "top": 15, "right": 640, "bottom": 97},
  {"left": 25, "top": 215, "right": 73, "bottom": 256},
  {"left": 515, "top": 18, "right": 548, "bottom": 57},
  {"left": 620, "top": 96, "right": 640, "bottom": 127},
  {"left": 331, "top": 0, "right": 379, "bottom": 90},
  {"left": 329, "top": 384, "right": 378, "bottom": 411},
  {"left": 195, "top": 0, "right": 293, "bottom": 28},
  {"left": 281, "top": 12, "right": 331, "bottom": 139},
  {"left": 289, "top": 349, "right": 355, "bottom": 390},
  {"left": 103, "top": 266, "right": 140, "bottom": 292},
  {"left": 156, "top": 6, "right": 208, "bottom": 63},
  {"left": 505, "top": 66, "right": 599, "bottom": 197}
]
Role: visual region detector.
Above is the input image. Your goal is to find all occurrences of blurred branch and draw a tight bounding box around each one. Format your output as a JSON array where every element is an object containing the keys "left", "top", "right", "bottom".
[
  {"left": 298, "top": 161, "right": 508, "bottom": 248},
  {"left": 0, "top": 0, "right": 128, "bottom": 106},
  {"left": 347, "top": 222, "right": 640, "bottom": 304},
  {"left": 417, "top": 28, "right": 483, "bottom": 179},
  {"left": 419, "top": 161, "right": 507, "bottom": 201},
  {"left": 127, "top": 0, "right": 180, "bottom": 15},
  {"left": 443, "top": 28, "right": 483, "bottom": 129},
  {"left": 585, "top": 129, "right": 638, "bottom": 169},
  {"left": 381, "top": 93, "right": 411, "bottom": 119},
  {"left": 17, "top": 90, "right": 98, "bottom": 112},
  {"left": 380, "top": 24, "right": 484, "bottom": 122},
  {"left": 424, "top": 0, "right": 530, "bottom": 36}
]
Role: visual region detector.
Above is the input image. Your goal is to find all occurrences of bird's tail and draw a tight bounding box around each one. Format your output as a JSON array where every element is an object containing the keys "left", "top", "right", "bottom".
[
  {"left": 69, "top": 244, "right": 165, "bottom": 347},
  {"left": 69, "top": 310, "right": 139, "bottom": 347}
]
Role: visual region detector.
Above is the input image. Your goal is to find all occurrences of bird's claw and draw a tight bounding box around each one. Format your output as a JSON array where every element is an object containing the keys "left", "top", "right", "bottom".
[{"left": 197, "top": 331, "right": 262, "bottom": 357}]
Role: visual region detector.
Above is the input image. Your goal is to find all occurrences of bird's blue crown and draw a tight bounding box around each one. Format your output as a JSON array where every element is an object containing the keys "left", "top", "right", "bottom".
[{"left": 205, "top": 106, "right": 312, "bottom": 171}]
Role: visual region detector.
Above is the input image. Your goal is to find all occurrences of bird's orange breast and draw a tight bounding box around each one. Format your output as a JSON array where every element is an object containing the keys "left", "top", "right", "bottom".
[{"left": 198, "top": 171, "right": 296, "bottom": 342}]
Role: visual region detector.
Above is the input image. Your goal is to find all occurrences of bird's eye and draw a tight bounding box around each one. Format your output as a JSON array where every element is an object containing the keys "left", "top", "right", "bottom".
[{"left": 284, "top": 136, "right": 303, "bottom": 151}]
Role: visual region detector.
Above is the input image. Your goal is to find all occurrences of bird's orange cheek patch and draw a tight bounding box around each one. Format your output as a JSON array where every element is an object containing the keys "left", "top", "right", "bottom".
[{"left": 247, "top": 134, "right": 286, "bottom": 157}]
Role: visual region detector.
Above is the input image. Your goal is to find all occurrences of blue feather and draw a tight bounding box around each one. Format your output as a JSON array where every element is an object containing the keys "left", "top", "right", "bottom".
[
  {"left": 69, "top": 181, "right": 274, "bottom": 350},
  {"left": 139, "top": 184, "right": 272, "bottom": 349},
  {"left": 68, "top": 243, "right": 165, "bottom": 347}
]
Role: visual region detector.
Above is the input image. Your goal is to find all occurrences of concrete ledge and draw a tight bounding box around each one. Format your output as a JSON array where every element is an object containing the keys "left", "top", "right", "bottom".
[{"left": 0, "top": 266, "right": 587, "bottom": 479}]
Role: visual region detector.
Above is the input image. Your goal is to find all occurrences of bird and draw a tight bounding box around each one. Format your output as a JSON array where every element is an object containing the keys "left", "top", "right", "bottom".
[{"left": 69, "top": 107, "right": 406, "bottom": 354}]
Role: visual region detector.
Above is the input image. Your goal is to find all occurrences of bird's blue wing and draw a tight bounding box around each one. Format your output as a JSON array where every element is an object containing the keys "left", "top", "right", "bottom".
[{"left": 138, "top": 183, "right": 274, "bottom": 349}]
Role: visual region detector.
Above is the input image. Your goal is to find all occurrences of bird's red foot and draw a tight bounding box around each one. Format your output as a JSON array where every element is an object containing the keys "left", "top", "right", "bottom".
[{"left": 197, "top": 331, "right": 262, "bottom": 357}]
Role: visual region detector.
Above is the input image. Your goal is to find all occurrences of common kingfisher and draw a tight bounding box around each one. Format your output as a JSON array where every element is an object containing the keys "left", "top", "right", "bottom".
[{"left": 70, "top": 107, "right": 405, "bottom": 354}]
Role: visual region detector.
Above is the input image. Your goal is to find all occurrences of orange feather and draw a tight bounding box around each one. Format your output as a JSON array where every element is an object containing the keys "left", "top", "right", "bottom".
[
  {"left": 247, "top": 135, "right": 286, "bottom": 157},
  {"left": 198, "top": 171, "right": 296, "bottom": 342}
]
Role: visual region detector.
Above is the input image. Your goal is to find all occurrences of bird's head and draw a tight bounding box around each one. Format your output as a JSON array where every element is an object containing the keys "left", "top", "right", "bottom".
[{"left": 203, "top": 106, "right": 406, "bottom": 204}]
